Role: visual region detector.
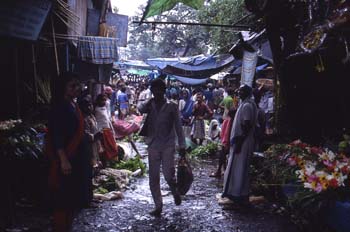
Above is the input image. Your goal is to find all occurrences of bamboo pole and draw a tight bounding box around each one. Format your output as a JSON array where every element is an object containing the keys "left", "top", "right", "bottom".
[
  {"left": 31, "top": 45, "right": 39, "bottom": 103},
  {"left": 14, "top": 46, "right": 20, "bottom": 119},
  {"left": 51, "top": 16, "right": 60, "bottom": 76}
]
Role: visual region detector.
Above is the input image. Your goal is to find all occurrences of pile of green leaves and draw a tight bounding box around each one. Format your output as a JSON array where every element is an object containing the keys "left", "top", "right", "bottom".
[
  {"left": 131, "top": 133, "right": 144, "bottom": 142},
  {"left": 93, "top": 176, "right": 116, "bottom": 193},
  {"left": 251, "top": 144, "right": 300, "bottom": 195},
  {"left": 114, "top": 156, "right": 146, "bottom": 175},
  {"left": 189, "top": 142, "right": 219, "bottom": 158},
  {"left": 94, "top": 187, "right": 109, "bottom": 194}
]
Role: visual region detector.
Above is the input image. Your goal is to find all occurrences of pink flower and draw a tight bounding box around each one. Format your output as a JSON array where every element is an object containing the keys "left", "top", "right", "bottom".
[
  {"left": 315, "top": 183, "right": 323, "bottom": 193},
  {"left": 323, "top": 160, "right": 333, "bottom": 168},
  {"left": 307, "top": 175, "right": 318, "bottom": 183},
  {"left": 290, "top": 140, "right": 302, "bottom": 146},
  {"left": 287, "top": 157, "right": 297, "bottom": 166}
]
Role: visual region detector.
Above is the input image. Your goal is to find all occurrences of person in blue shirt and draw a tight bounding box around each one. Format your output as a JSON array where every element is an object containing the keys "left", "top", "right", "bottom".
[{"left": 117, "top": 86, "right": 129, "bottom": 120}]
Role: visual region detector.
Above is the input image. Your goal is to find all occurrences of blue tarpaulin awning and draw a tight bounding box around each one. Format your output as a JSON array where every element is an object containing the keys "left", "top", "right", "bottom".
[
  {"left": 170, "top": 75, "right": 208, "bottom": 85},
  {"left": 114, "top": 60, "right": 154, "bottom": 70},
  {"left": 146, "top": 54, "right": 235, "bottom": 78}
]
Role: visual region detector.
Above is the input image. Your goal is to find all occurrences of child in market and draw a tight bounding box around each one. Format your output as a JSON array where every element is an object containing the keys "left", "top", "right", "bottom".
[
  {"left": 79, "top": 95, "right": 102, "bottom": 169},
  {"left": 208, "top": 119, "right": 221, "bottom": 143},
  {"left": 95, "top": 94, "right": 118, "bottom": 163},
  {"left": 191, "top": 92, "right": 213, "bottom": 145},
  {"left": 210, "top": 109, "right": 235, "bottom": 178},
  {"left": 78, "top": 95, "right": 102, "bottom": 208}
]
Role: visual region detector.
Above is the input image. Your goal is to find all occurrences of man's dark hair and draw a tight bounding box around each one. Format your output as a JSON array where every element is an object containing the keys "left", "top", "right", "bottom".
[
  {"left": 239, "top": 84, "right": 252, "bottom": 96},
  {"left": 228, "top": 109, "right": 236, "bottom": 119},
  {"left": 150, "top": 78, "right": 166, "bottom": 90},
  {"left": 95, "top": 94, "right": 106, "bottom": 105},
  {"left": 227, "top": 88, "right": 235, "bottom": 96}
]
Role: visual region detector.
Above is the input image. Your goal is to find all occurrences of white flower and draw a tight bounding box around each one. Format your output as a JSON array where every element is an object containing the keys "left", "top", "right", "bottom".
[
  {"left": 315, "top": 171, "right": 326, "bottom": 178},
  {"left": 304, "top": 162, "right": 316, "bottom": 175},
  {"left": 336, "top": 173, "right": 347, "bottom": 186},
  {"left": 325, "top": 149, "right": 336, "bottom": 161},
  {"left": 295, "top": 170, "right": 305, "bottom": 178},
  {"left": 304, "top": 182, "right": 312, "bottom": 189}
]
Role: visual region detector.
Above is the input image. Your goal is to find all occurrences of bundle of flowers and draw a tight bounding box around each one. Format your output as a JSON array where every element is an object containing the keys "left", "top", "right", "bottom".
[
  {"left": 275, "top": 140, "right": 350, "bottom": 193},
  {"left": 261, "top": 140, "right": 350, "bottom": 230}
]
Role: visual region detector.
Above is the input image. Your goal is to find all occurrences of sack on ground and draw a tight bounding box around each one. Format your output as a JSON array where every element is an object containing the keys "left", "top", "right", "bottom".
[{"left": 177, "top": 157, "right": 193, "bottom": 195}]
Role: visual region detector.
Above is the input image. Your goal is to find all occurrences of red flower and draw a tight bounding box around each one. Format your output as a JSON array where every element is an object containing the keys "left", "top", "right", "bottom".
[
  {"left": 299, "top": 143, "right": 308, "bottom": 149},
  {"left": 327, "top": 166, "right": 335, "bottom": 172},
  {"left": 341, "top": 166, "right": 349, "bottom": 174},
  {"left": 329, "top": 179, "right": 338, "bottom": 188},
  {"left": 310, "top": 147, "right": 323, "bottom": 155}
]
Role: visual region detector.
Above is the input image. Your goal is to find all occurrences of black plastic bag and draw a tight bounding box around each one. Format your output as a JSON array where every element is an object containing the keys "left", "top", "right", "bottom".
[{"left": 177, "top": 157, "right": 193, "bottom": 195}]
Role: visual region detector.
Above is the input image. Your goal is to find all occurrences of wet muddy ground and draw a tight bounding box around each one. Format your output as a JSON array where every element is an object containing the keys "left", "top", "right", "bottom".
[
  {"left": 72, "top": 141, "right": 300, "bottom": 232},
  {"left": 8, "top": 142, "right": 301, "bottom": 232}
]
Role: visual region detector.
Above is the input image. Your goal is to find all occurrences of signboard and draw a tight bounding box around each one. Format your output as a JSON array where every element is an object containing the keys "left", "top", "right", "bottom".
[
  {"left": 0, "top": 0, "right": 51, "bottom": 41},
  {"left": 241, "top": 51, "right": 258, "bottom": 87},
  {"left": 87, "top": 9, "right": 128, "bottom": 47}
]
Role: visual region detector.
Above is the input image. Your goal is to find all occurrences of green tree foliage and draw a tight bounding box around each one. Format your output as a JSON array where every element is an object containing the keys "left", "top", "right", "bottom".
[
  {"left": 128, "top": 4, "right": 209, "bottom": 59},
  {"left": 198, "top": 0, "right": 247, "bottom": 53},
  {"left": 127, "top": 0, "right": 248, "bottom": 59}
]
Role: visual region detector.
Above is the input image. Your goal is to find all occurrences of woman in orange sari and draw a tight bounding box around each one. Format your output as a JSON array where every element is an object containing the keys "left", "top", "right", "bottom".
[{"left": 47, "top": 73, "right": 92, "bottom": 232}]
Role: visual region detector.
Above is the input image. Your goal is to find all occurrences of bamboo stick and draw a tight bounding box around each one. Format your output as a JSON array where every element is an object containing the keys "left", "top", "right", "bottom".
[
  {"left": 53, "top": 12, "right": 80, "bottom": 35},
  {"left": 31, "top": 45, "right": 39, "bottom": 103},
  {"left": 14, "top": 46, "right": 21, "bottom": 119},
  {"left": 51, "top": 16, "right": 60, "bottom": 76}
]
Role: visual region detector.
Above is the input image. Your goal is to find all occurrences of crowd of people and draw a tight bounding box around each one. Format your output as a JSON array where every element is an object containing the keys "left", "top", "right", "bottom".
[
  {"left": 115, "top": 76, "right": 274, "bottom": 211},
  {"left": 46, "top": 72, "right": 274, "bottom": 230}
]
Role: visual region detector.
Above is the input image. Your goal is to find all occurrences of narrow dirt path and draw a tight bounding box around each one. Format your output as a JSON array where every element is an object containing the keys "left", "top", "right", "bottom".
[{"left": 73, "top": 156, "right": 300, "bottom": 232}]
